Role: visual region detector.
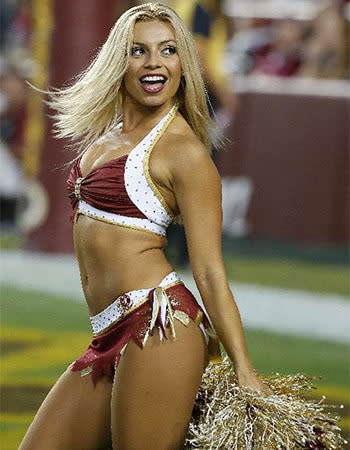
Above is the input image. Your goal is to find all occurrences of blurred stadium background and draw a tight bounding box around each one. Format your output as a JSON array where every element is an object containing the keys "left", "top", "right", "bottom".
[{"left": 0, "top": 0, "right": 349, "bottom": 448}]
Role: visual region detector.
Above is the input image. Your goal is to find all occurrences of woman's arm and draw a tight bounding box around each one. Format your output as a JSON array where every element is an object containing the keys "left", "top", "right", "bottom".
[{"left": 170, "top": 138, "right": 269, "bottom": 392}]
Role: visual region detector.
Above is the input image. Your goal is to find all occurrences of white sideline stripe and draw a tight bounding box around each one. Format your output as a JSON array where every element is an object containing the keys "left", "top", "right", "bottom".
[
  {"left": 233, "top": 74, "right": 350, "bottom": 99},
  {"left": 1, "top": 250, "right": 349, "bottom": 343},
  {"left": 180, "top": 273, "right": 350, "bottom": 344}
]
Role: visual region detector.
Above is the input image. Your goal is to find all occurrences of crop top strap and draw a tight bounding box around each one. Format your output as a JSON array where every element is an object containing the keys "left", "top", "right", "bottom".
[
  {"left": 124, "top": 102, "right": 179, "bottom": 225},
  {"left": 143, "top": 102, "right": 178, "bottom": 220}
]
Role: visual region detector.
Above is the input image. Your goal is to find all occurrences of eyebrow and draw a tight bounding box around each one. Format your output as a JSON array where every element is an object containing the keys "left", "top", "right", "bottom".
[{"left": 132, "top": 39, "right": 176, "bottom": 46}]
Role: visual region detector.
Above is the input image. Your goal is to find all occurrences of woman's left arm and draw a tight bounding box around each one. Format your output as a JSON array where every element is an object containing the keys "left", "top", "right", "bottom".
[{"left": 170, "top": 139, "right": 269, "bottom": 393}]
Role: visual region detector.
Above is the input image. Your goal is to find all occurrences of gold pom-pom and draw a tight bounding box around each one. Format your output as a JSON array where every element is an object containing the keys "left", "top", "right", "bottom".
[{"left": 186, "top": 357, "right": 346, "bottom": 449}]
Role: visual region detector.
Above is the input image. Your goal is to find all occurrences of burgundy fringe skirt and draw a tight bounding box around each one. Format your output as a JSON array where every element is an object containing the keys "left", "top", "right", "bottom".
[{"left": 70, "top": 271, "right": 220, "bottom": 386}]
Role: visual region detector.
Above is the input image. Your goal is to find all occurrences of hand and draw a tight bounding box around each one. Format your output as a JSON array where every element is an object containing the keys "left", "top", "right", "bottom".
[{"left": 237, "top": 370, "right": 273, "bottom": 396}]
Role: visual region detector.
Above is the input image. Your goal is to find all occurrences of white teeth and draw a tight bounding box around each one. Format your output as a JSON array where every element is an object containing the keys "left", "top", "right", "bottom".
[{"left": 140, "top": 75, "right": 166, "bottom": 82}]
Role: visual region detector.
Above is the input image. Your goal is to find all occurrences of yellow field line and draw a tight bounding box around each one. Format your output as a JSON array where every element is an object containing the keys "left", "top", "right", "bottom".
[
  {"left": 1, "top": 413, "right": 35, "bottom": 423},
  {"left": 305, "top": 384, "right": 350, "bottom": 404},
  {"left": 1, "top": 327, "right": 349, "bottom": 404},
  {"left": 0, "top": 326, "right": 47, "bottom": 341},
  {"left": 1, "top": 325, "right": 90, "bottom": 386},
  {"left": 339, "top": 416, "right": 350, "bottom": 431}
]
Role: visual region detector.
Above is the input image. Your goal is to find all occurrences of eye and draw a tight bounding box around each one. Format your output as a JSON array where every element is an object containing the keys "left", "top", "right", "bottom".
[
  {"left": 131, "top": 46, "right": 144, "bottom": 56},
  {"left": 162, "top": 45, "right": 177, "bottom": 56}
]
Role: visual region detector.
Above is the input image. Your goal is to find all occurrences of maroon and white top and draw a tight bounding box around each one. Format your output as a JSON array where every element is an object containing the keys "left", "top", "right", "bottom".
[{"left": 67, "top": 103, "right": 178, "bottom": 236}]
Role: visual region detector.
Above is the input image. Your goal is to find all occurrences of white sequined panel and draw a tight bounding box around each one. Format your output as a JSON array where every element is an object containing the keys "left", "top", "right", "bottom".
[
  {"left": 90, "top": 288, "right": 151, "bottom": 335},
  {"left": 124, "top": 104, "right": 177, "bottom": 228},
  {"left": 158, "top": 271, "right": 181, "bottom": 287},
  {"left": 77, "top": 200, "right": 166, "bottom": 236}
]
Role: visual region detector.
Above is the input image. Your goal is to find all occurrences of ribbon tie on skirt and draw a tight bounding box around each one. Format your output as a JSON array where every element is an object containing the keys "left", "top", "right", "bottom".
[{"left": 142, "top": 286, "right": 177, "bottom": 346}]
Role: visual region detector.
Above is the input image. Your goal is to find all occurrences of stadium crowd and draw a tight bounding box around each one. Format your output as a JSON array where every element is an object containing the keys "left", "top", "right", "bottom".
[{"left": 0, "top": 0, "right": 349, "bottom": 228}]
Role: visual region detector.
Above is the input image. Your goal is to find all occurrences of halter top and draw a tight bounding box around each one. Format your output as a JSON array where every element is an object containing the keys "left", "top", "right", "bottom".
[{"left": 67, "top": 103, "right": 178, "bottom": 236}]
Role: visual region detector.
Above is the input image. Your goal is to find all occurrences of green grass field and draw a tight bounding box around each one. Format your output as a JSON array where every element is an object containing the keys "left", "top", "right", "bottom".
[
  {"left": 1, "top": 285, "right": 349, "bottom": 449},
  {"left": 1, "top": 236, "right": 349, "bottom": 448},
  {"left": 224, "top": 256, "right": 349, "bottom": 297}
]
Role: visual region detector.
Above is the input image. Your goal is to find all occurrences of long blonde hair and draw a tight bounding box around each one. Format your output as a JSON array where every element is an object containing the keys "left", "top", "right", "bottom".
[{"left": 47, "top": 2, "right": 218, "bottom": 155}]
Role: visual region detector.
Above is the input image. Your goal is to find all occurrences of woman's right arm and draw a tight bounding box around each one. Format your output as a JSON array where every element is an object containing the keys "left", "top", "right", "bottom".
[{"left": 168, "top": 137, "right": 270, "bottom": 393}]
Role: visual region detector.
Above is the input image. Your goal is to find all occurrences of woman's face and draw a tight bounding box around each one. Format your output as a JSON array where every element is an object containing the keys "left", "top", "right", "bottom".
[{"left": 123, "top": 19, "right": 182, "bottom": 108}]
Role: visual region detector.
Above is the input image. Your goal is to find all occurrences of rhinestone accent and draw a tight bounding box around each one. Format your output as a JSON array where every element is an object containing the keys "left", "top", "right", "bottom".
[{"left": 74, "top": 177, "right": 84, "bottom": 200}]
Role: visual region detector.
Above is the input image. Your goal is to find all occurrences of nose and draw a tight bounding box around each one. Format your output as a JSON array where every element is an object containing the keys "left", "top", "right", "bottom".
[{"left": 144, "top": 50, "right": 162, "bottom": 69}]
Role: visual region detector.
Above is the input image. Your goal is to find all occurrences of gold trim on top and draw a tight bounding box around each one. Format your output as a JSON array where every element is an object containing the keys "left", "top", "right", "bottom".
[
  {"left": 75, "top": 210, "right": 165, "bottom": 237},
  {"left": 143, "top": 103, "right": 179, "bottom": 220}
]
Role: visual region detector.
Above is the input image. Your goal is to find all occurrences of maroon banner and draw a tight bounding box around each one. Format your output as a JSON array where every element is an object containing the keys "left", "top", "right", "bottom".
[
  {"left": 26, "top": 0, "right": 115, "bottom": 252},
  {"left": 217, "top": 78, "right": 349, "bottom": 243}
]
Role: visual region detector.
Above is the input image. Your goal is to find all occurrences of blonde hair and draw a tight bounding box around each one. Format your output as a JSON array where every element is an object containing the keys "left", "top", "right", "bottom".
[{"left": 48, "top": 2, "right": 218, "bottom": 155}]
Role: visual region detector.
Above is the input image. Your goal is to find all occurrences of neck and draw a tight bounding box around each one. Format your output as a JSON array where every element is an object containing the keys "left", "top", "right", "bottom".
[{"left": 121, "top": 96, "right": 176, "bottom": 132}]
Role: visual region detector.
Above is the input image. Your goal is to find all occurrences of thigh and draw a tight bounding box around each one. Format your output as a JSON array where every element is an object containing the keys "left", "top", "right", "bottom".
[
  {"left": 19, "top": 363, "right": 113, "bottom": 450},
  {"left": 111, "top": 319, "right": 208, "bottom": 450}
]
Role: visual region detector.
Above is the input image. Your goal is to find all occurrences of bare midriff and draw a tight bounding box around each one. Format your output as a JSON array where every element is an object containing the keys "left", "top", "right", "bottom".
[{"left": 74, "top": 214, "right": 174, "bottom": 316}]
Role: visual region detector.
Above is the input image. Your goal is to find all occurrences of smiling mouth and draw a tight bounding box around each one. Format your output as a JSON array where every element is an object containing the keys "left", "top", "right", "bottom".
[{"left": 139, "top": 74, "right": 168, "bottom": 94}]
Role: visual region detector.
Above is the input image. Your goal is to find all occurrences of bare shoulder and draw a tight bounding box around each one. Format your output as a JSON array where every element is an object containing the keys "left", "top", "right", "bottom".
[{"left": 159, "top": 113, "right": 214, "bottom": 176}]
